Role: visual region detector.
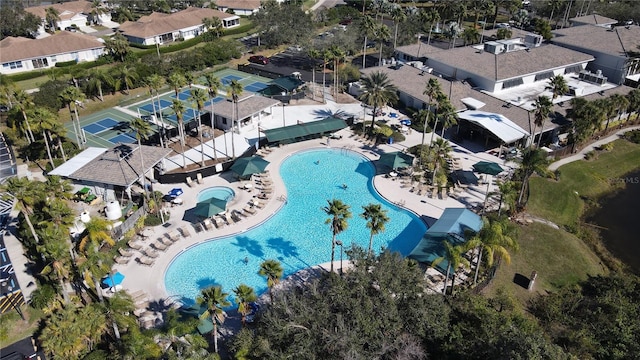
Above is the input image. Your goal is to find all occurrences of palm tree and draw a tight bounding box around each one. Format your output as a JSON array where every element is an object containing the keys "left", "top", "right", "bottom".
[
  {"left": 89, "top": 0, "right": 107, "bottom": 25},
  {"left": 323, "top": 199, "right": 352, "bottom": 273},
  {"left": 167, "top": 72, "right": 187, "bottom": 97},
  {"left": 517, "top": 148, "right": 549, "bottom": 206},
  {"left": 129, "top": 117, "right": 153, "bottom": 198},
  {"left": 189, "top": 88, "right": 209, "bottom": 166},
  {"left": 204, "top": 73, "right": 222, "bottom": 161},
  {"left": 605, "top": 94, "right": 629, "bottom": 132},
  {"left": 13, "top": 89, "right": 35, "bottom": 143},
  {"left": 41, "top": 304, "right": 97, "bottom": 359},
  {"left": 431, "top": 241, "right": 469, "bottom": 295},
  {"left": 49, "top": 120, "right": 68, "bottom": 162},
  {"left": 307, "top": 48, "right": 321, "bottom": 100},
  {"left": 75, "top": 247, "right": 111, "bottom": 302},
  {"left": 533, "top": 95, "right": 553, "bottom": 147},
  {"left": 462, "top": 26, "right": 480, "bottom": 45},
  {"left": 233, "top": 284, "right": 257, "bottom": 326},
  {"left": 548, "top": 74, "right": 569, "bottom": 100},
  {"left": 423, "top": 78, "right": 443, "bottom": 150},
  {"left": 145, "top": 74, "right": 167, "bottom": 148},
  {"left": 359, "top": 15, "right": 376, "bottom": 69},
  {"left": 115, "top": 64, "right": 137, "bottom": 95},
  {"left": 375, "top": 23, "right": 391, "bottom": 67},
  {"left": 87, "top": 68, "right": 114, "bottom": 101},
  {"left": 45, "top": 7, "right": 60, "bottom": 31},
  {"left": 430, "top": 137, "right": 452, "bottom": 185},
  {"left": 31, "top": 107, "right": 58, "bottom": 169},
  {"left": 258, "top": 259, "right": 283, "bottom": 303},
  {"left": 197, "top": 285, "right": 230, "bottom": 354},
  {"left": 60, "top": 86, "right": 86, "bottom": 147},
  {"left": 330, "top": 46, "right": 346, "bottom": 99},
  {"left": 38, "top": 225, "right": 73, "bottom": 303},
  {"left": 437, "top": 96, "right": 458, "bottom": 137},
  {"left": 185, "top": 72, "right": 195, "bottom": 90},
  {"left": 468, "top": 217, "right": 518, "bottom": 284},
  {"left": 99, "top": 291, "right": 137, "bottom": 341},
  {"left": 3, "top": 177, "right": 39, "bottom": 243},
  {"left": 390, "top": 4, "right": 407, "bottom": 50},
  {"left": 361, "top": 203, "right": 389, "bottom": 256},
  {"left": 627, "top": 89, "right": 640, "bottom": 121},
  {"left": 358, "top": 71, "right": 399, "bottom": 134},
  {"left": 227, "top": 79, "right": 244, "bottom": 159},
  {"left": 546, "top": 0, "right": 564, "bottom": 26},
  {"left": 322, "top": 48, "right": 333, "bottom": 102},
  {"left": 171, "top": 99, "right": 188, "bottom": 168},
  {"left": 203, "top": 17, "right": 224, "bottom": 38},
  {"left": 104, "top": 33, "right": 130, "bottom": 62},
  {"left": 78, "top": 217, "right": 115, "bottom": 254},
  {"left": 492, "top": 180, "right": 518, "bottom": 216}
]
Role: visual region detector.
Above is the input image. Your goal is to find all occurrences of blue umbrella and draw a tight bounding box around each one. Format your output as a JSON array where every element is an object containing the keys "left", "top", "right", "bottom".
[
  {"left": 400, "top": 119, "right": 412, "bottom": 126},
  {"left": 168, "top": 188, "right": 183, "bottom": 197},
  {"left": 102, "top": 272, "right": 125, "bottom": 287}
]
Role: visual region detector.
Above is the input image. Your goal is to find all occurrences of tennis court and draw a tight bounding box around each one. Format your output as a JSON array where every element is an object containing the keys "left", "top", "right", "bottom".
[
  {"left": 139, "top": 99, "right": 172, "bottom": 114},
  {"left": 198, "top": 68, "right": 274, "bottom": 95},
  {"left": 245, "top": 82, "right": 270, "bottom": 92},
  {"left": 65, "top": 108, "right": 140, "bottom": 148}
]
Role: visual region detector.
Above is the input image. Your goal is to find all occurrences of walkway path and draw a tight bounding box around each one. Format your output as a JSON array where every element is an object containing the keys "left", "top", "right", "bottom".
[{"left": 548, "top": 125, "right": 640, "bottom": 171}]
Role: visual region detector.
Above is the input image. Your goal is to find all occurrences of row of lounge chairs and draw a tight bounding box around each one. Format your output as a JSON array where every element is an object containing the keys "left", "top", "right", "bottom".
[
  {"left": 115, "top": 226, "right": 192, "bottom": 266},
  {"left": 186, "top": 173, "right": 204, "bottom": 187}
]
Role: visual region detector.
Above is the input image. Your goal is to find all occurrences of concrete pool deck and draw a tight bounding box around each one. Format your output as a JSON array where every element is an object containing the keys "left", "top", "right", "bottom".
[{"left": 114, "top": 119, "right": 513, "bottom": 306}]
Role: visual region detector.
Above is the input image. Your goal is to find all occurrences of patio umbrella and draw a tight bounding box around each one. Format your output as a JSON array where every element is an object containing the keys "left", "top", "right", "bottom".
[
  {"left": 452, "top": 170, "right": 479, "bottom": 185},
  {"left": 193, "top": 196, "right": 227, "bottom": 218},
  {"left": 378, "top": 151, "right": 414, "bottom": 170},
  {"left": 472, "top": 161, "right": 505, "bottom": 213},
  {"left": 230, "top": 156, "right": 270, "bottom": 178},
  {"left": 102, "top": 271, "right": 125, "bottom": 287},
  {"left": 168, "top": 188, "right": 183, "bottom": 197}
]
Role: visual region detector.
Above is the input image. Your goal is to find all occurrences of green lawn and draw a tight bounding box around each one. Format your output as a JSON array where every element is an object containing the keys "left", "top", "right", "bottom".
[
  {"left": 483, "top": 222, "right": 606, "bottom": 305},
  {"left": 527, "top": 139, "right": 640, "bottom": 226},
  {"left": 0, "top": 307, "right": 44, "bottom": 347}
]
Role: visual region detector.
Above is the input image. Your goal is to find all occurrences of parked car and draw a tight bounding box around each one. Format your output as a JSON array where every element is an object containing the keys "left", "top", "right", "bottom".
[{"left": 248, "top": 55, "right": 269, "bottom": 65}]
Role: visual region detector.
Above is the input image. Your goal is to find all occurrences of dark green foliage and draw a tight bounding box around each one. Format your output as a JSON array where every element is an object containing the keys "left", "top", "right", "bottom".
[
  {"left": 252, "top": 1, "right": 314, "bottom": 48},
  {"left": 144, "top": 214, "right": 163, "bottom": 226},
  {"left": 624, "top": 130, "right": 640, "bottom": 144},
  {"left": 530, "top": 273, "right": 640, "bottom": 360},
  {"left": 32, "top": 80, "right": 69, "bottom": 110},
  {"left": 4, "top": 70, "right": 49, "bottom": 82},
  {"left": 54, "top": 60, "right": 78, "bottom": 68},
  {"left": 219, "top": 22, "right": 254, "bottom": 37},
  {"left": 0, "top": 1, "right": 42, "bottom": 40},
  {"left": 29, "top": 284, "right": 58, "bottom": 310}
]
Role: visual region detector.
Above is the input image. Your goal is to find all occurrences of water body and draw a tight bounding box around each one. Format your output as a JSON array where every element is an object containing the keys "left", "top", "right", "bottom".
[{"left": 586, "top": 170, "right": 640, "bottom": 274}]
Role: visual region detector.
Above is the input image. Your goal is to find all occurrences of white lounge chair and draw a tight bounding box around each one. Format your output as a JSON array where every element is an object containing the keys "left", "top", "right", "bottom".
[
  {"left": 186, "top": 176, "right": 195, "bottom": 188},
  {"left": 243, "top": 206, "right": 257, "bottom": 215},
  {"left": 179, "top": 226, "right": 192, "bottom": 238},
  {"left": 118, "top": 248, "right": 135, "bottom": 257},
  {"left": 137, "top": 257, "right": 155, "bottom": 266},
  {"left": 203, "top": 218, "right": 214, "bottom": 230},
  {"left": 197, "top": 173, "right": 203, "bottom": 184}
]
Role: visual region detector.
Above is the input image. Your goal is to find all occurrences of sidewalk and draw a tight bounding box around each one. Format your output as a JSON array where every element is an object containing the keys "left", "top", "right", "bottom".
[{"left": 548, "top": 125, "right": 640, "bottom": 171}]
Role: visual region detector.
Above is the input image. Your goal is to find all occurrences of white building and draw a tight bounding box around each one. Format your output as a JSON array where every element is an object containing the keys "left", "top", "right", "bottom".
[
  {"left": 209, "top": 92, "right": 281, "bottom": 133},
  {"left": 118, "top": 7, "right": 240, "bottom": 46},
  {"left": 0, "top": 32, "right": 105, "bottom": 75},
  {"left": 215, "top": 0, "right": 262, "bottom": 16},
  {"left": 25, "top": 0, "right": 112, "bottom": 34}
]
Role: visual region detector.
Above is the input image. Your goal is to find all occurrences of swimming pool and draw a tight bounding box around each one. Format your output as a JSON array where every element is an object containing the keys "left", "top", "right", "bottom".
[
  {"left": 197, "top": 186, "right": 235, "bottom": 203},
  {"left": 165, "top": 148, "right": 427, "bottom": 305}
]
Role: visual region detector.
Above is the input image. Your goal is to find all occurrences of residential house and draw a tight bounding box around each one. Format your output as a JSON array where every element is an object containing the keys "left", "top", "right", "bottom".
[
  {"left": 118, "top": 7, "right": 240, "bottom": 46},
  {"left": 25, "top": 0, "right": 111, "bottom": 34},
  {"left": 552, "top": 24, "right": 640, "bottom": 86},
  {"left": 215, "top": 0, "right": 262, "bottom": 16},
  {"left": 0, "top": 32, "right": 105, "bottom": 75}
]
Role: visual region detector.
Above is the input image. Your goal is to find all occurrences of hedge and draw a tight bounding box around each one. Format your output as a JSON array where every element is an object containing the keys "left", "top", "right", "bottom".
[
  {"left": 54, "top": 60, "right": 78, "bottom": 68},
  {"left": 224, "top": 23, "right": 255, "bottom": 37},
  {"left": 5, "top": 57, "right": 111, "bottom": 83}
]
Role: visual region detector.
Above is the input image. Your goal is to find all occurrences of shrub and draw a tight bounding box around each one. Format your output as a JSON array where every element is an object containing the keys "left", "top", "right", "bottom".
[
  {"left": 144, "top": 214, "right": 163, "bottom": 227},
  {"left": 584, "top": 150, "right": 598, "bottom": 160},
  {"left": 598, "top": 142, "right": 614, "bottom": 151},
  {"left": 223, "top": 23, "right": 255, "bottom": 37},
  {"left": 54, "top": 60, "right": 78, "bottom": 67},
  {"left": 624, "top": 129, "right": 640, "bottom": 144},
  {"left": 30, "top": 284, "right": 58, "bottom": 310}
]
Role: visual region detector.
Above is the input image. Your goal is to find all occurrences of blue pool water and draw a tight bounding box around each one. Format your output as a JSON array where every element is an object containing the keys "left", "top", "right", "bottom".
[
  {"left": 165, "top": 149, "right": 427, "bottom": 305},
  {"left": 197, "top": 186, "right": 235, "bottom": 203}
]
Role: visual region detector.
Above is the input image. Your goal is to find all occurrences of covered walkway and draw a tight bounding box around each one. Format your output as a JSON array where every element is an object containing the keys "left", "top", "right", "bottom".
[{"left": 263, "top": 117, "right": 348, "bottom": 144}]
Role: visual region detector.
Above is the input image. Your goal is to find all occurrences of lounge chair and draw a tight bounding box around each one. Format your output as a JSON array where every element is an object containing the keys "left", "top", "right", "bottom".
[
  {"left": 144, "top": 247, "right": 161, "bottom": 257},
  {"left": 196, "top": 173, "right": 203, "bottom": 184},
  {"left": 256, "top": 192, "right": 270, "bottom": 200},
  {"left": 186, "top": 176, "right": 195, "bottom": 188},
  {"left": 251, "top": 199, "right": 265, "bottom": 209},
  {"left": 202, "top": 218, "right": 214, "bottom": 230},
  {"left": 219, "top": 213, "right": 234, "bottom": 225},
  {"left": 127, "top": 240, "right": 143, "bottom": 250},
  {"left": 118, "top": 248, "right": 135, "bottom": 257},
  {"left": 136, "top": 257, "right": 155, "bottom": 266},
  {"left": 167, "top": 231, "right": 180, "bottom": 242},
  {"left": 243, "top": 206, "right": 257, "bottom": 215},
  {"left": 212, "top": 217, "right": 225, "bottom": 228},
  {"left": 232, "top": 209, "right": 247, "bottom": 219},
  {"left": 231, "top": 211, "right": 243, "bottom": 222},
  {"left": 179, "top": 226, "right": 192, "bottom": 238},
  {"left": 114, "top": 256, "right": 131, "bottom": 264},
  {"left": 150, "top": 241, "right": 166, "bottom": 252}
]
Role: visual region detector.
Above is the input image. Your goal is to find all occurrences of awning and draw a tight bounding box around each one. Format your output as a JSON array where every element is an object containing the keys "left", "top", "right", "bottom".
[
  {"left": 48, "top": 147, "right": 107, "bottom": 177},
  {"left": 264, "top": 117, "right": 347, "bottom": 143},
  {"left": 457, "top": 110, "right": 529, "bottom": 144},
  {"left": 460, "top": 97, "right": 486, "bottom": 110}
]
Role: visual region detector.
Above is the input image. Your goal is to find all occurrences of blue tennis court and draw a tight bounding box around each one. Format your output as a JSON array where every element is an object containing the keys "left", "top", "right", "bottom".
[
  {"left": 221, "top": 75, "right": 243, "bottom": 85},
  {"left": 171, "top": 90, "right": 193, "bottom": 101},
  {"left": 245, "top": 82, "right": 269, "bottom": 92},
  {"left": 140, "top": 99, "right": 172, "bottom": 113},
  {"left": 204, "top": 97, "right": 224, "bottom": 107},
  {"left": 109, "top": 133, "right": 136, "bottom": 144},
  {"left": 83, "top": 117, "right": 119, "bottom": 134}
]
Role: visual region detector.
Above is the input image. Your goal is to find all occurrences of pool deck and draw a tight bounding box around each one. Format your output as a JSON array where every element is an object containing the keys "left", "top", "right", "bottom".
[{"left": 114, "top": 113, "right": 514, "bottom": 307}]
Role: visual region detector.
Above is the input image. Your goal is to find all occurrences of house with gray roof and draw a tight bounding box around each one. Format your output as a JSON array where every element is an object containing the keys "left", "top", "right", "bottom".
[
  {"left": 552, "top": 24, "right": 640, "bottom": 86},
  {"left": 209, "top": 93, "right": 281, "bottom": 133},
  {"left": 0, "top": 32, "right": 105, "bottom": 75},
  {"left": 118, "top": 7, "right": 239, "bottom": 46},
  {"left": 215, "top": 0, "right": 262, "bottom": 16}
]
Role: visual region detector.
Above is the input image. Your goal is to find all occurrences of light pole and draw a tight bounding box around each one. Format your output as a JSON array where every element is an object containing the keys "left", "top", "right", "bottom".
[
  {"left": 282, "top": 103, "right": 286, "bottom": 127},
  {"left": 335, "top": 240, "right": 344, "bottom": 275}
]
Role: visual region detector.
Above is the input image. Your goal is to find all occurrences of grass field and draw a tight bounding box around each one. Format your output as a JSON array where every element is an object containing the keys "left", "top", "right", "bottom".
[{"left": 527, "top": 139, "right": 640, "bottom": 226}]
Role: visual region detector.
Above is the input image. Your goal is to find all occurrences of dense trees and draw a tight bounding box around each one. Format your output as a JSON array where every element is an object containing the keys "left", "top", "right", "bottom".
[
  {"left": 251, "top": 0, "right": 314, "bottom": 48},
  {"left": 0, "top": 1, "right": 42, "bottom": 39}
]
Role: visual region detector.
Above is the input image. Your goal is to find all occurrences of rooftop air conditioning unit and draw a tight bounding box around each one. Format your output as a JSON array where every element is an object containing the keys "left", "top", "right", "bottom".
[{"left": 484, "top": 42, "right": 503, "bottom": 54}]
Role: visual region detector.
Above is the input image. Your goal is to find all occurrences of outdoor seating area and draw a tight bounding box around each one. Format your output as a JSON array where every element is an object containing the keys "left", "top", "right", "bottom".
[
  {"left": 114, "top": 225, "right": 194, "bottom": 266},
  {"left": 73, "top": 187, "right": 100, "bottom": 205}
]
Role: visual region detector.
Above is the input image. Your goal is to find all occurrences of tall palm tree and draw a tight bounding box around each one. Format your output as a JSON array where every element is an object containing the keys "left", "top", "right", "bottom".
[
  {"left": 626, "top": 89, "right": 640, "bottom": 121},
  {"left": 203, "top": 16, "right": 224, "bottom": 38},
  {"left": 41, "top": 304, "right": 98, "bottom": 359},
  {"left": 322, "top": 48, "right": 333, "bottom": 102},
  {"left": 546, "top": 0, "right": 564, "bottom": 26},
  {"left": 533, "top": 95, "right": 553, "bottom": 147},
  {"left": 462, "top": 26, "right": 480, "bottom": 45},
  {"left": 204, "top": 73, "right": 222, "bottom": 161},
  {"left": 171, "top": 99, "right": 188, "bottom": 168},
  {"left": 359, "top": 15, "right": 376, "bottom": 69},
  {"left": 330, "top": 46, "right": 346, "bottom": 99},
  {"left": 430, "top": 137, "right": 452, "bottom": 185},
  {"left": 307, "top": 48, "right": 321, "bottom": 100},
  {"left": 548, "top": 74, "right": 569, "bottom": 100},
  {"left": 423, "top": 78, "right": 443, "bottom": 150},
  {"left": 492, "top": 180, "right": 518, "bottom": 216},
  {"left": 3, "top": 177, "right": 39, "bottom": 243},
  {"left": 437, "top": 96, "right": 458, "bottom": 137},
  {"left": 517, "top": 148, "right": 549, "bottom": 206},
  {"left": 323, "top": 199, "right": 352, "bottom": 273},
  {"left": 79, "top": 217, "right": 115, "bottom": 254},
  {"left": 49, "top": 117, "right": 68, "bottom": 162},
  {"left": 605, "top": 93, "right": 629, "bottom": 132},
  {"left": 115, "top": 64, "right": 137, "bottom": 95},
  {"left": 31, "top": 107, "right": 58, "bottom": 169},
  {"left": 431, "top": 241, "right": 469, "bottom": 295},
  {"left": 357, "top": 71, "right": 399, "bottom": 134},
  {"left": 189, "top": 88, "right": 209, "bottom": 166},
  {"left": 45, "top": 7, "right": 60, "bottom": 31},
  {"left": 184, "top": 72, "right": 195, "bottom": 90},
  {"left": 167, "top": 73, "right": 187, "bottom": 97},
  {"left": 75, "top": 247, "right": 111, "bottom": 302},
  {"left": 59, "top": 86, "right": 86, "bottom": 148},
  {"left": 89, "top": 0, "right": 107, "bottom": 25},
  {"left": 38, "top": 225, "right": 73, "bottom": 303},
  {"left": 390, "top": 4, "right": 407, "bottom": 50},
  {"left": 197, "top": 285, "right": 230, "bottom": 354},
  {"left": 258, "top": 259, "right": 283, "bottom": 303},
  {"left": 98, "top": 291, "right": 137, "bottom": 341},
  {"left": 13, "top": 89, "right": 35, "bottom": 143},
  {"left": 129, "top": 117, "right": 153, "bottom": 198},
  {"left": 361, "top": 203, "right": 389, "bottom": 256},
  {"left": 468, "top": 217, "right": 518, "bottom": 284},
  {"left": 375, "top": 23, "right": 391, "bottom": 67},
  {"left": 145, "top": 74, "right": 167, "bottom": 148},
  {"left": 233, "top": 284, "right": 257, "bottom": 326},
  {"left": 227, "top": 79, "right": 244, "bottom": 159}
]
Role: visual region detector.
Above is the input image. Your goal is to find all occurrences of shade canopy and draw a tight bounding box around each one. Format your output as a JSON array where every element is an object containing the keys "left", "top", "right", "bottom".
[
  {"left": 457, "top": 110, "right": 529, "bottom": 144},
  {"left": 452, "top": 170, "right": 479, "bottom": 185},
  {"left": 193, "top": 197, "right": 227, "bottom": 218},
  {"left": 378, "top": 151, "right": 414, "bottom": 170},
  {"left": 102, "top": 272, "right": 125, "bottom": 287},
  {"left": 168, "top": 188, "right": 183, "bottom": 197},
  {"left": 473, "top": 161, "right": 504, "bottom": 176},
  {"left": 230, "top": 156, "right": 270, "bottom": 177}
]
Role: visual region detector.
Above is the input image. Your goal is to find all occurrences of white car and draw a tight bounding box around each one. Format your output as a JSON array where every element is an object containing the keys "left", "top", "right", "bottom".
[{"left": 496, "top": 23, "right": 510, "bottom": 29}]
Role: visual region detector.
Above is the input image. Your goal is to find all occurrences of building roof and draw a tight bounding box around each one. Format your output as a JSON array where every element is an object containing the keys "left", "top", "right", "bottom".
[
  {"left": 394, "top": 42, "right": 442, "bottom": 59},
  {"left": 25, "top": 0, "right": 92, "bottom": 20},
  {"left": 61, "top": 144, "right": 172, "bottom": 187},
  {"left": 211, "top": 93, "right": 281, "bottom": 120},
  {"left": 551, "top": 84, "right": 637, "bottom": 120},
  {"left": 0, "top": 32, "right": 105, "bottom": 63},
  {"left": 426, "top": 44, "right": 593, "bottom": 81},
  {"left": 272, "top": 76, "right": 304, "bottom": 92},
  {"left": 49, "top": 147, "right": 108, "bottom": 177},
  {"left": 118, "top": 7, "right": 237, "bottom": 39},
  {"left": 552, "top": 24, "right": 640, "bottom": 58},
  {"left": 457, "top": 110, "right": 529, "bottom": 143},
  {"left": 569, "top": 14, "right": 618, "bottom": 26},
  {"left": 215, "top": 0, "right": 261, "bottom": 10}
]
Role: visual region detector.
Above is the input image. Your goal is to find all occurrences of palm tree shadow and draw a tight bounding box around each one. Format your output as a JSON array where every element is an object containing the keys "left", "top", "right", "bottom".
[
  {"left": 311, "top": 108, "right": 350, "bottom": 120},
  {"left": 231, "top": 235, "right": 265, "bottom": 258}
]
